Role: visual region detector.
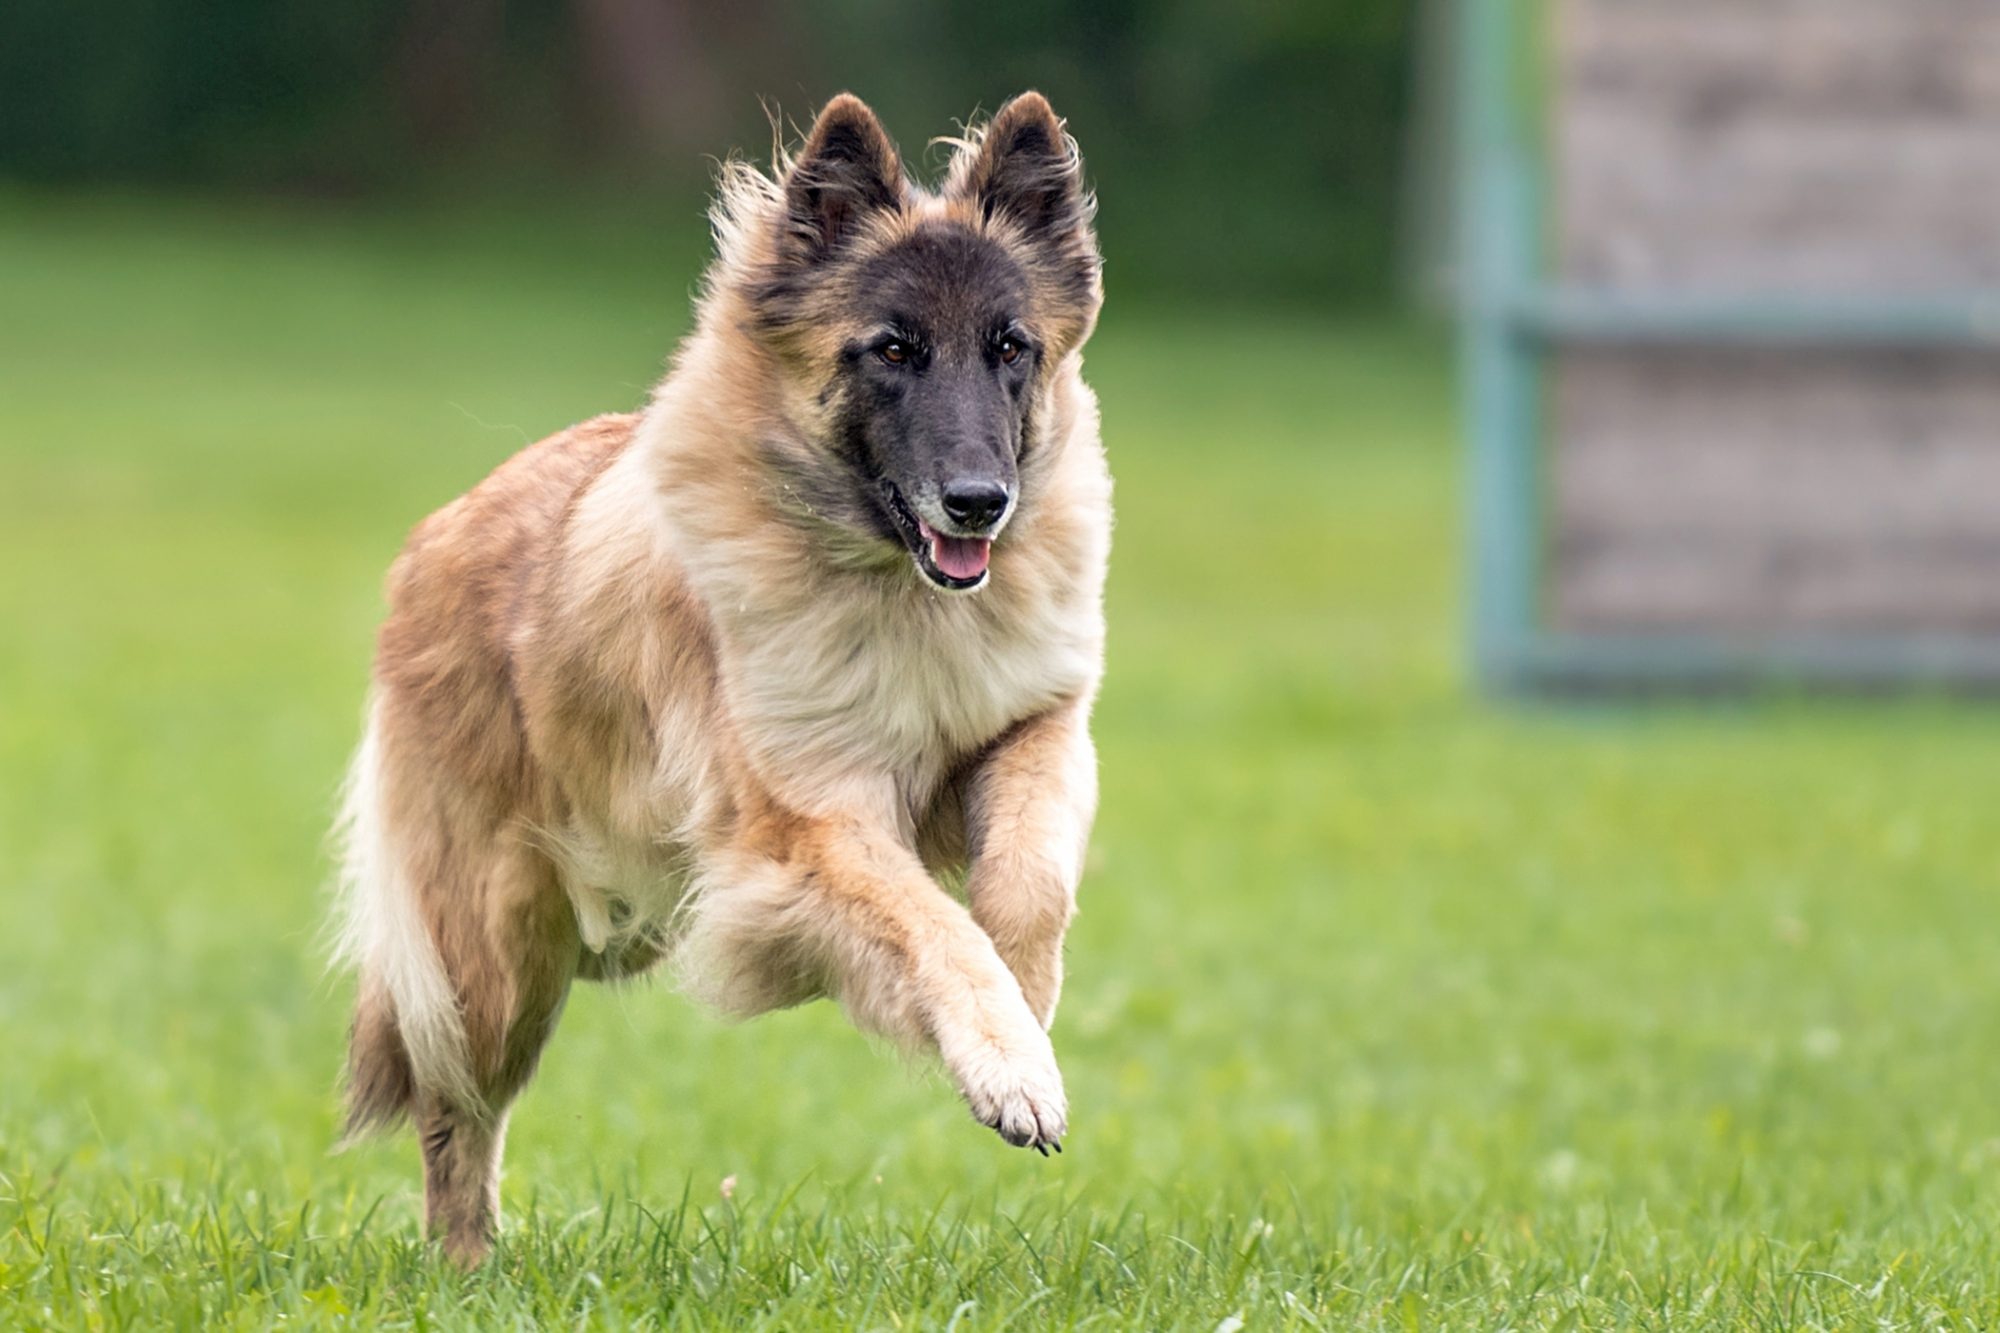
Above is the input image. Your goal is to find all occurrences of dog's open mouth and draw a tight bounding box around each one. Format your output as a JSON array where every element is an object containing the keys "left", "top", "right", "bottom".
[{"left": 882, "top": 483, "right": 991, "bottom": 591}]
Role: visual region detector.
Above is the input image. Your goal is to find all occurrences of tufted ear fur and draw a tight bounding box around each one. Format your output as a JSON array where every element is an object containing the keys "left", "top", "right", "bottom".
[
  {"left": 952, "top": 92, "right": 1101, "bottom": 347},
  {"left": 779, "top": 93, "right": 905, "bottom": 263},
  {"left": 955, "top": 92, "right": 1092, "bottom": 244}
]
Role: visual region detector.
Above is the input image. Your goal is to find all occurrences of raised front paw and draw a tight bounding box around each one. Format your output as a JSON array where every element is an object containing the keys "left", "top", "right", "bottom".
[{"left": 953, "top": 1037, "right": 1068, "bottom": 1154}]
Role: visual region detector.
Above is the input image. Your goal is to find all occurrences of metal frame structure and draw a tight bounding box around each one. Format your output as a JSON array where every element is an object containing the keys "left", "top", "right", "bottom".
[{"left": 1456, "top": 0, "right": 2000, "bottom": 692}]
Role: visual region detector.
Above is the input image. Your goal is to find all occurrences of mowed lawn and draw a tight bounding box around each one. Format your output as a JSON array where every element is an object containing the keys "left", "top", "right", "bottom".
[{"left": 4, "top": 193, "right": 2000, "bottom": 1330}]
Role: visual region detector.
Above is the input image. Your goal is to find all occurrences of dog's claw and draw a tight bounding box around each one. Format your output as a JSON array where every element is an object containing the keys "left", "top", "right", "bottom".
[
  {"left": 951, "top": 1032, "right": 1067, "bottom": 1154},
  {"left": 1051, "top": 1140, "right": 1062, "bottom": 1154}
]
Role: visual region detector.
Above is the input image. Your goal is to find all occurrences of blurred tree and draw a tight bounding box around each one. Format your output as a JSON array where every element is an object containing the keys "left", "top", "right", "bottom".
[{"left": 0, "top": 0, "right": 1413, "bottom": 304}]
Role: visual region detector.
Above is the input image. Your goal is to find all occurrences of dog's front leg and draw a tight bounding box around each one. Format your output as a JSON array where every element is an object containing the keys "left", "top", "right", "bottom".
[
  {"left": 696, "top": 811, "right": 1066, "bottom": 1151},
  {"left": 963, "top": 700, "right": 1096, "bottom": 1029}
]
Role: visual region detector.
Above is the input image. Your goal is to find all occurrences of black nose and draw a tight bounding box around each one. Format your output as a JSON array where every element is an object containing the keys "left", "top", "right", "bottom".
[{"left": 940, "top": 479, "right": 1011, "bottom": 531}]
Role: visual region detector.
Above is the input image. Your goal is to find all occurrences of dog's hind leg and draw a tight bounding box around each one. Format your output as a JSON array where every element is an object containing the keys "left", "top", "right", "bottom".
[
  {"left": 336, "top": 711, "right": 584, "bottom": 1264},
  {"left": 411, "top": 840, "right": 581, "bottom": 1267},
  {"left": 415, "top": 1100, "right": 508, "bottom": 1267}
]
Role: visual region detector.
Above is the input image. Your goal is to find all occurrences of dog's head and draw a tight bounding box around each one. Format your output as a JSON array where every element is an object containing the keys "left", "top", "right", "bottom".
[{"left": 728, "top": 93, "right": 1101, "bottom": 593}]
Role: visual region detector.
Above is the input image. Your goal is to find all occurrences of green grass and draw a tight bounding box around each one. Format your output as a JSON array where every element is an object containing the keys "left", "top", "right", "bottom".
[{"left": 5, "top": 192, "right": 2000, "bottom": 1329}]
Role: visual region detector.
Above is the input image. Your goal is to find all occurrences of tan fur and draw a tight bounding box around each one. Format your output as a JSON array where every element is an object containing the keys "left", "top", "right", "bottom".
[{"left": 332, "top": 92, "right": 1108, "bottom": 1266}]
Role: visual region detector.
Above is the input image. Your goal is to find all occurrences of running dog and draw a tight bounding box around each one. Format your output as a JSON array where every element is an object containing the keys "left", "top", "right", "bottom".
[{"left": 331, "top": 91, "right": 1109, "bottom": 1265}]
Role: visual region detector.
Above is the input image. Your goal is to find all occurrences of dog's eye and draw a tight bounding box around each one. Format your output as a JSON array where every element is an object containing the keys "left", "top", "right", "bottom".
[
  {"left": 997, "top": 336, "right": 1024, "bottom": 365},
  {"left": 878, "top": 341, "right": 910, "bottom": 366}
]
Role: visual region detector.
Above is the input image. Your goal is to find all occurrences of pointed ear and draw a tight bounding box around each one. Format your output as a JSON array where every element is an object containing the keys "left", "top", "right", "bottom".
[
  {"left": 957, "top": 92, "right": 1091, "bottom": 240},
  {"left": 781, "top": 94, "right": 904, "bottom": 261}
]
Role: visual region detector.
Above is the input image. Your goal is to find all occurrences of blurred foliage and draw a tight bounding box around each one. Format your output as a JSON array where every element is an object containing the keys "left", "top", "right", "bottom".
[{"left": 0, "top": 0, "right": 1413, "bottom": 304}]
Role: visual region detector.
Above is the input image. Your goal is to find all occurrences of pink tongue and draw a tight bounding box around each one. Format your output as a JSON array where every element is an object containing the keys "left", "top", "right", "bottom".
[{"left": 927, "top": 530, "right": 992, "bottom": 580}]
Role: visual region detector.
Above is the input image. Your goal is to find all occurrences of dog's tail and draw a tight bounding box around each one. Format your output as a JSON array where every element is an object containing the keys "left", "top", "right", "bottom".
[
  {"left": 341, "top": 977, "right": 417, "bottom": 1141},
  {"left": 329, "top": 701, "right": 481, "bottom": 1142}
]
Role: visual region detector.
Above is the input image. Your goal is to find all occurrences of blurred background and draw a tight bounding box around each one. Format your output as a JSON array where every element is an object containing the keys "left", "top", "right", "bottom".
[
  {"left": 0, "top": 0, "right": 1417, "bottom": 305},
  {"left": 7, "top": 1, "right": 2000, "bottom": 1325}
]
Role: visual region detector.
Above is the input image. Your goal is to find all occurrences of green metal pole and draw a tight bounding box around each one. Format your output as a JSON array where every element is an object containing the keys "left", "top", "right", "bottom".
[{"left": 1457, "top": 0, "right": 1544, "bottom": 692}]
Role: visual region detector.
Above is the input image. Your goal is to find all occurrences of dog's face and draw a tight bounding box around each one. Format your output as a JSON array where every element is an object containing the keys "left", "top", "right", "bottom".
[{"left": 745, "top": 93, "right": 1101, "bottom": 593}]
